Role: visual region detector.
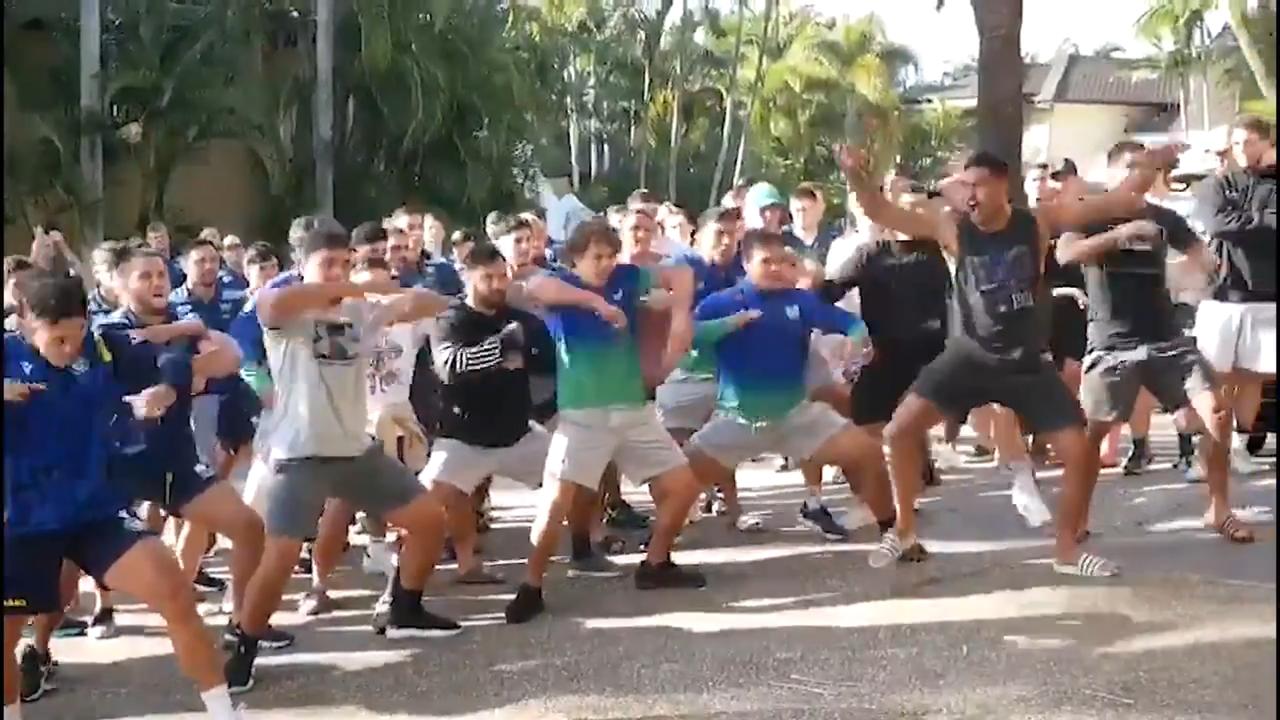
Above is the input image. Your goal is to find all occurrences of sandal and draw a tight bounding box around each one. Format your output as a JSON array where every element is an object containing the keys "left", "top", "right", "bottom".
[
  {"left": 868, "top": 532, "right": 928, "bottom": 569},
  {"left": 1052, "top": 552, "right": 1119, "bottom": 577},
  {"left": 1208, "top": 513, "right": 1255, "bottom": 544},
  {"left": 455, "top": 567, "right": 504, "bottom": 585}
]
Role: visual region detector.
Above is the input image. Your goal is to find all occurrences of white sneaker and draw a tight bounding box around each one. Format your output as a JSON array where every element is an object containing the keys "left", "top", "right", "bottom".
[
  {"left": 932, "top": 443, "right": 965, "bottom": 470},
  {"left": 1010, "top": 473, "right": 1052, "bottom": 528},
  {"left": 1230, "top": 443, "right": 1266, "bottom": 475},
  {"left": 362, "top": 541, "right": 396, "bottom": 577}
]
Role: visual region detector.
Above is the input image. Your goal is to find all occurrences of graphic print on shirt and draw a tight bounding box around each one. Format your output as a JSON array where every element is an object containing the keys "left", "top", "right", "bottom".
[
  {"left": 967, "top": 244, "right": 1037, "bottom": 317},
  {"left": 311, "top": 319, "right": 360, "bottom": 364},
  {"left": 365, "top": 330, "right": 407, "bottom": 397}
]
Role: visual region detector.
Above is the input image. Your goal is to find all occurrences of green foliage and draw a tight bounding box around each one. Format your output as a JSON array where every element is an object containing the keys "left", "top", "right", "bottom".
[{"left": 898, "top": 103, "right": 973, "bottom": 182}]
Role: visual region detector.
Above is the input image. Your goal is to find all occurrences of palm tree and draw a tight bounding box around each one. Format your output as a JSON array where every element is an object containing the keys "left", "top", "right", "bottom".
[
  {"left": 733, "top": 0, "right": 777, "bottom": 185},
  {"left": 1136, "top": 0, "right": 1217, "bottom": 134},
  {"left": 1226, "top": 0, "right": 1276, "bottom": 104},
  {"left": 968, "top": 0, "right": 1025, "bottom": 203},
  {"left": 708, "top": 0, "right": 747, "bottom": 206}
]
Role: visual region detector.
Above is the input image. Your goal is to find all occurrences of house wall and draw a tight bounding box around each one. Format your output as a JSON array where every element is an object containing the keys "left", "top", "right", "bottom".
[
  {"left": 4, "top": 139, "right": 268, "bottom": 257},
  {"left": 1038, "top": 104, "right": 1144, "bottom": 180}
]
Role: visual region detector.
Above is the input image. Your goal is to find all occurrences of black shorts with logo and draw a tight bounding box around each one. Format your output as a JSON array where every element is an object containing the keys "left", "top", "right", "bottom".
[
  {"left": 4, "top": 513, "right": 152, "bottom": 615},
  {"left": 851, "top": 341, "right": 946, "bottom": 426},
  {"left": 910, "top": 341, "right": 1085, "bottom": 434}
]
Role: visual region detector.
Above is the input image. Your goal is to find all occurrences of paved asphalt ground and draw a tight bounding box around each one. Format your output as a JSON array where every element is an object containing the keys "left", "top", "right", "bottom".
[{"left": 27, "top": 419, "right": 1277, "bottom": 720}]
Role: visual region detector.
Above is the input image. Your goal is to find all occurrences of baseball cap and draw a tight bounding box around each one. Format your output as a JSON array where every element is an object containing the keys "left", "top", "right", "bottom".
[
  {"left": 744, "top": 182, "right": 786, "bottom": 213},
  {"left": 1049, "top": 158, "right": 1079, "bottom": 182}
]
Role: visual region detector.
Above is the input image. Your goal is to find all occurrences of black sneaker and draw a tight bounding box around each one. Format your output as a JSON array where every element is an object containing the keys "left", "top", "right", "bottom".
[
  {"left": 224, "top": 630, "right": 258, "bottom": 695},
  {"left": 605, "top": 501, "right": 651, "bottom": 530},
  {"left": 1122, "top": 445, "right": 1153, "bottom": 476},
  {"left": 567, "top": 552, "right": 623, "bottom": 578},
  {"left": 223, "top": 622, "right": 294, "bottom": 650},
  {"left": 504, "top": 583, "right": 546, "bottom": 625},
  {"left": 52, "top": 615, "right": 87, "bottom": 638},
  {"left": 634, "top": 560, "right": 707, "bottom": 590},
  {"left": 799, "top": 502, "right": 849, "bottom": 540},
  {"left": 89, "top": 606, "right": 117, "bottom": 639},
  {"left": 19, "top": 645, "right": 55, "bottom": 702},
  {"left": 377, "top": 599, "right": 463, "bottom": 639},
  {"left": 193, "top": 568, "right": 227, "bottom": 592}
]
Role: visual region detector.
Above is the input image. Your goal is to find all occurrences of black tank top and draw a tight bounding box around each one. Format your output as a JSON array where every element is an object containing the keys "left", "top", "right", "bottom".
[{"left": 950, "top": 207, "right": 1046, "bottom": 368}]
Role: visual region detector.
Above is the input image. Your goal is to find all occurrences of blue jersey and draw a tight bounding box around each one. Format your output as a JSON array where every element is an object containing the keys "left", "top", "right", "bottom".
[
  {"left": 166, "top": 258, "right": 186, "bottom": 290},
  {"left": 400, "top": 257, "right": 464, "bottom": 296},
  {"left": 169, "top": 282, "right": 247, "bottom": 334},
  {"left": 4, "top": 330, "right": 192, "bottom": 535},
  {"left": 678, "top": 254, "right": 747, "bottom": 306},
  {"left": 695, "top": 283, "right": 866, "bottom": 422},
  {"left": 94, "top": 307, "right": 203, "bottom": 472},
  {"left": 231, "top": 270, "right": 300, "bottom": 369},
  {"left": 218, "top": 268, "right": 249, "bottom": 292},
  {"left": 87, "top": 288, "right": 118, "bottom": 325}
]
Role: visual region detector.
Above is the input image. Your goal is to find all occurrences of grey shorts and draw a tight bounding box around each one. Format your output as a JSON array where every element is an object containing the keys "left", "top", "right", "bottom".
[
  {"left": 1080, "top": 338, "right": 1217, "bottom": 422},
  {"left": 262, "top": 445, "right": 424, "bottom": 539},
  {"left": 420, "top": 427, "right": 551, "bottom": 494},
  {"left": 545, "top": 406, "right": 687, "bottom": 489},
  {"left": 687, "top": 401, "right": 849, "bottom": 469}
]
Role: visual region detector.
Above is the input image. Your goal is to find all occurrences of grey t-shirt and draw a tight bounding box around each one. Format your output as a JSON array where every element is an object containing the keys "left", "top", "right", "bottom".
[{"left": 263, "top": 298, "right": 397, "bottom": 459}]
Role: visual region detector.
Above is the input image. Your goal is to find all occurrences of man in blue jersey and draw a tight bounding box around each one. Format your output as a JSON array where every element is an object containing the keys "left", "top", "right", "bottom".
[
  {"left": 682, "top": 230, "right": 896, "bottom": 535},
  {"left": 145, "top": 221, "right": 186, "bottom": 289},
  {"left": 4, "top": 271, "right": 244, "bottom": 720},
  {"left": 98, "top": 246, "right": 292, "bottom": 650},
  {"left": 218, "top": 234, "right": 250, "bottom": 292}
]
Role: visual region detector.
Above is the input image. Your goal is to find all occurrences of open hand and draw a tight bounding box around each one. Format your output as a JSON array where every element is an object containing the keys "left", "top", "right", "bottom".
[
  {"left": 834, "top": 144, "right": 874, "bottom": 188},
  {"left": 124, "top": 385, "right": 177, "bottom": 420},
  {"left": 593, "top": 299, "right": 627, "bottom": 329},
  {"left": 728, "top": 309, "right": 763, "bottom": 328}
]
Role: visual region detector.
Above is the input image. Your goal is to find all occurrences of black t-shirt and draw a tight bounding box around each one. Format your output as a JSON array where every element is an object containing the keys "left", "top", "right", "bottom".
[
  {"left": 1078, "top": 203, "right": 1198, "bottom": 351},
  {"left": 1195, "top": 165, "right": 1277, "bottom": 302},
  {"left": 823, "top": 238, "right": 950, "bottom": 354},
  {"left": 951, "top": 208, "right": 1047, "bottom": 369},
  {"left": 431, "top": 299, "right": 556, "bottom": 447}
]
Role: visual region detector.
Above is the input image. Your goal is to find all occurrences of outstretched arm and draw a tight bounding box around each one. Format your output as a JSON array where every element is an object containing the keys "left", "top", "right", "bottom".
[{"left": 836, "top": 145, "right": 959, "bottom": 255}]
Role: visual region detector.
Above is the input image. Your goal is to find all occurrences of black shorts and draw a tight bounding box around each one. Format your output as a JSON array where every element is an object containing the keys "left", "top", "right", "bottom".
[
  {"left": 910, "top": 342, "right": 1085, "bottom": 434},
  {"left": 217, "top": 382, "right": 262, "bottom": 451},
  {"left": 851, "top": 342, "right": 945, "bottom": 426},
  {"left": 1049, "top": 296, "right": 1087, "bottom": 368},
  {"left": 3, "top": 514, "right": 152, "bottom": 615}
]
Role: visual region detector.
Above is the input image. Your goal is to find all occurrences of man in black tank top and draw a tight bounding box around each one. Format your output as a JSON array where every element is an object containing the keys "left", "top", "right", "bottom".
[
  {"left": 836, "top": 142, "right": 1179, "bottom": 577},
  {"left": 1058, "top": 141, "right": 1253, "bottom": 545}
]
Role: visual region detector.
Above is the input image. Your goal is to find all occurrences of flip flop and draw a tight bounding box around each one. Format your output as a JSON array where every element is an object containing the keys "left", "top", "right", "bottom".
[
  {"left": 1052, "top": 552, "right": 1119, "bottom": 577},
  {"left": 455, "top": 567, "right": 504, "bottom": 585},
  {"left": 1208, "top": 513, "right": 1255, "bottom": 544}
]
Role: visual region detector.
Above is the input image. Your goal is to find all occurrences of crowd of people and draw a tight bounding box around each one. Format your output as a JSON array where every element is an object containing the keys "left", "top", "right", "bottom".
[{"left": 2, "top": 114, "right": 1275, "bottom": 719}]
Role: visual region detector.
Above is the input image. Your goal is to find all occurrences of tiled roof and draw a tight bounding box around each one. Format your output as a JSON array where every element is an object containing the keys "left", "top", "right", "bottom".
[
  {"left": 907, "top": 64, "right": 1049, "bottom": 102},
  {"left": 1051, "top": 56, "right": 1178, "bottom": 105}
]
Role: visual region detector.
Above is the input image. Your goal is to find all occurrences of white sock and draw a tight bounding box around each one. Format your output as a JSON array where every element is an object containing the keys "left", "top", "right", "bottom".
[
  {"left": 5, "top": 703, "right": 23, "bottom": 720},
  {"left": 1008, "top": 459, "right": 1035, "bottom": 483},
  {"left": 201, "top": 685, "right": 237, "bottom": 719},
  {"left": 804, "top": 488, "right": 823, "bottom": 510}
]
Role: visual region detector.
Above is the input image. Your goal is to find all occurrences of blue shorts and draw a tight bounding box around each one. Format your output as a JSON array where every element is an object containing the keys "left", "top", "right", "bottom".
[
  {"left": 113, "top": 444, "right": 216, "bottom": 517},
  {"left": 3, "top": 513, "right": 152, "bottom": 616},
  {"left": 216, "top": 383, "right": 261, "bottom": 452}
]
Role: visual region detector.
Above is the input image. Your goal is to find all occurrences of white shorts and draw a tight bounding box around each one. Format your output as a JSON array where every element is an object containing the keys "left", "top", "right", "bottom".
[
  {"left": 688, "top": 401, "right": 849, "bottom": 469},
  {"left": 241, "top": 453, "right": 272, "bottom": 518},
  {"left": 805, "top": 337, "right": 843, "bottom": 391},
  {"left": 420, "top": 427, "right": 551, "bottom": 494},
  {"left": 544, "top": 405, "right": 687, "bottom": 490},
  {"left": 1194, "top": 300, "right": 1277, "bottom": 374},
  {"left": 655, "top": 377, "right": 717, "bottom": 431}
]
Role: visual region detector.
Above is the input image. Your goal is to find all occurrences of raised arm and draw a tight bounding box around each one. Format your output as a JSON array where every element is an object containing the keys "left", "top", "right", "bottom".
[
  {"left": 516, "top": 273, "right": 625, "bottom": 327},
  {"left": 836, "top": 145, "right": 958, "bottom": 255},
  {"left": 1041, "top": 145, "right": 1181, "bottom": 233},
  {"left": 191, "top": 330, "right": 243, "bottom": 382},
  {"left": 257, "top": 279, "right": 397, "bottom": 329},
  {"left": 385, "top": 288, "right": 451, "bottom": 324}
]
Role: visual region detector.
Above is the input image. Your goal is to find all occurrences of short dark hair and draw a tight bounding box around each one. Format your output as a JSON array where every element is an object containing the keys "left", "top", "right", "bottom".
[
  {"left": 494, "top": 214, "right": 533, "bottom": 240},
  {"left": 300, "top": 223, "right": 351, "bottom": 258},
  {"left": 964, "top": 151, "right": 1010, "bottom": 177},
  {"left": 463, "top": 241, "right": 507, "bottom": 270},
  {"left": 4, "top": 255, "right": 35, "bottom": 279},
  {"left": 244, "top": 242, "right": 278, "bottom": 267},
  {"left": 1106, "top": 141, "right": 1147, "bottom": 167},
  {"left": 351, "top": 221, "right": 388, "bottom": 247},
  {"left": 790, "top": 182, "right": 823, "bottom": 202},
  {"left": 565, "top": 219, "right": 622, "bottom": 260},
  {"left": 91, "top": 241, "right": 126, "bottom": 272},
  {"left": 449, "top": 228, "right": 480, "bottom": 248},
  {"left": 116, "top": 245, "right": 167, "bottom": 273},
  {"left": 1236, "top": 115, "right": 1275, "bottom": 143},
  {"left": 353, "top": 256, "right": 392, "bottom": 275},
  {"left": 186, "top": 238, "right": 219, "bottom": 257},
  {"left": 626, "top": 188, "right": 660, "bottom": 207},
  {"left": 699, "top": 206, "right": 741, "bottom": 229},
  {"left": 741, "top": 229, "right": 790, "bottom": 259},
  {"left": 21, "top": 270, "right": 88, "bottom": 323}
]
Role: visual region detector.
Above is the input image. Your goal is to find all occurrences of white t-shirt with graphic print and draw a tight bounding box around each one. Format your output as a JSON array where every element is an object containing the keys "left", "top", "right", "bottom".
[{"left": 365, "top": 319, "right": 432, "bottom": 416}]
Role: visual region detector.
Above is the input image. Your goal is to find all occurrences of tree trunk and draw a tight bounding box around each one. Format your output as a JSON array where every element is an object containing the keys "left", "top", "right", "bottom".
[
  {"left": 667, "top": 0, "right": 689, "bottom": 201},
  {"left": 970, "top": 0, "right": 1025, "bottom": 205},
  {"left": 637, "top": 0, "right": 675, "bottom": 190},
  {"left": 709, "top": 0, "right": 747, "bottom": 207},
  {"left": 1179, "top": 79, "right": 1189, "bottom": 134},
  {"left": 79, "top": 0, "right": 103, "bottom": 250},
  {"left": 314, "top": 0, "right": 335, "bottom": 216},
  {"left": 733, "top": 0, "right": 775, "bottom": 185},
  {"left": 589, "top": 56, "right": 600, "bottom": 182},
  {"left": 1227, "top": 0, "right": 1276, "bottom": 104}
]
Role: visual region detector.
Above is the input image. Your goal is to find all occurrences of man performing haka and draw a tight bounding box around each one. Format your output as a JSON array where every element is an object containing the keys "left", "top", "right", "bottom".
[
  {"left": 503, "top": 219, "right": 710, "bottom": 624},
  {"left": 837, "top": 141, "right": 1181, "bottom": 576},
  {"left": 225, "top": 223, "right": 460, "bottom": 695},
  {"left": 5, "top": 272, "right": 244, "bottom": 720},
  {"left": 1060, "top": 141, "right": 1254, "bottom": 547},
  {"left": 682, "top": 230, "right": 896, "bottom": 537}
]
